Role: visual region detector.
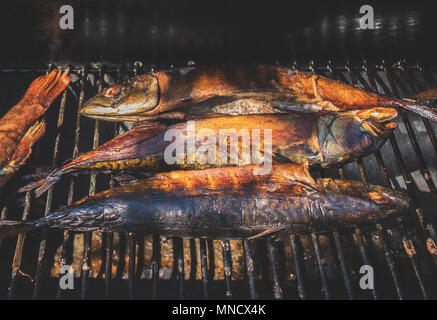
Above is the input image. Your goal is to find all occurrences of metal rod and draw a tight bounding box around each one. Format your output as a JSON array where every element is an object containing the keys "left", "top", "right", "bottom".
[
  {"left": 104, "top": 232, "right": 113, "bottom": 299},
  {"left": 199, "top": 239, "right": 209, "bottom": 300},
  {"left": 243, "top": 240, "right": 258, "bottom": 300},
  {"left": 332, "top": 230, "right": 354, "bottom": 299},
  {"left": 128, "top": 233, "right": 136, "bottom": 300},
  {"left": 189, "top": 239, "right": 197, "bottom": 280},
  {"left": 353, "top": 228, "right": 378, "bottom": 300},
  {"left": 80, "top": 232, "right": 92, "bottom": 300},
  {"left": 7, "top": 192, "right": 32, "bottom": 300},
  {"left": 56, "top": 65, "right": 87, "bottom": 299},
  {"left": 174, "top": 237, "right": 185, "bottom": 299},
  {"left": 310, "top": 231, "right": 331, "bottom": 300},
  {"left": 221, "top": 240, "right": 233, "bottom": 299},
  {"left": 266, "top": 239, "right": 283, "bottom": 300},
  {"left": 152, "top": 234, "right": 160, "bottom": 300},
  {"left": 289, "top": 235, "right": 306, "bottom": 300}
]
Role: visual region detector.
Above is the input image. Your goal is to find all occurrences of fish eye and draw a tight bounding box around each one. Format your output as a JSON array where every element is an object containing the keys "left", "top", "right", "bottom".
[{"left": 104, "top": 86, "right": 121, "bottom": 98}]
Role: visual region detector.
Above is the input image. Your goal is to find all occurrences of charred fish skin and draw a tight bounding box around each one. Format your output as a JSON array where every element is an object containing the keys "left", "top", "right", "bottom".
[
  {"left": 25, "top": 181, "right": 408, "bottom": 239},
  {"left": 20, "top": 108, "right": 398, "bottom": 197},
  {"left": 80, "top": 64, "right": 437, "bottom": 122},
  {"left": 0, "top": 69, "right": 70, "bottom": 186},
  {"left": 14, "top": 164, "right": 409, "bottom": 240}
]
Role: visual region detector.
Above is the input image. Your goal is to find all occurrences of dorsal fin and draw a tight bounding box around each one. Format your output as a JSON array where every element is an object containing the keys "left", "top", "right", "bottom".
[
  {"left": 270, "top": 162, "right": 319, "bottom": 192},
  {"left": 95, "top": 122, "right": 167, "bottom": 151}
]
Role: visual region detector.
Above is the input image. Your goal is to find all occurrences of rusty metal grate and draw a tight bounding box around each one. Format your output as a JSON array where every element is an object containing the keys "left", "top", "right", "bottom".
[{"left": 1, "top": 59, "right": 437, "bottom": 300}]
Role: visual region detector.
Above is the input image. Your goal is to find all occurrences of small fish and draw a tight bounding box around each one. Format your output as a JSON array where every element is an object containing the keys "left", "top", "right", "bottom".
[
  {"left": 0, "top": 69, "right": 70, "bottom": 186},
  {"left": 1, "top": 163, "right": 410, "bottom": 240},
  {"left": 20, "top": 108, "right": 397, "bottom": 197},
  {"left": 80, "top": 64, "right": 437, "bottom": 122}
]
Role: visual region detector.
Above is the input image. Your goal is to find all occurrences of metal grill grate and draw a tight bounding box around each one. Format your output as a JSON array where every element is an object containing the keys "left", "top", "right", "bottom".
[{"left": 1, "top": 59, "right": 437, "bottom": 300}]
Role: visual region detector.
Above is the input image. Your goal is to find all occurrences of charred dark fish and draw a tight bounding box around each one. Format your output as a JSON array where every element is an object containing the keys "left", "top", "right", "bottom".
[
  {"left": 21, "top": 108, "right": 398, "bottom": 197},
  {"left": 2, "top": 163, "right": 410, "bottom": 239},
  {"left": 0, "top": 69, "right": 70, "bottom": 186},
  {"left": 80, "top": 64, "right": 437, "bottom": 122}
]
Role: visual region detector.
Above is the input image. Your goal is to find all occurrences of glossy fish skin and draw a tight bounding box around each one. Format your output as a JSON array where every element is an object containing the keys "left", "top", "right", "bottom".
[
  {"left": 0, "top": 69, "right": 70, "bottom": 186},
  {"left": 21, "top": 108, "right": 397, "bottom": 197},
  {"left": 80, "top": 64, "right": 437, "bottom": 122},
  {"left": 5, "top": 164, "right": 410, "bottom": 239}
]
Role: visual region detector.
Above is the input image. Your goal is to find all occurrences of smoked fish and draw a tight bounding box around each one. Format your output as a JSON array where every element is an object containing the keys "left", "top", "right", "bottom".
[
  {"left": 80, "top": 64, "right": 437, "bottom": 122},
  {"left": 2, "top": 163, "right": 410, "bottom": 239},
  {"left": 21, "top": 108, "right": 398, "bottom": 197},
  {"left": 0, "top": 69, "right": 70, "bottom": 186}
]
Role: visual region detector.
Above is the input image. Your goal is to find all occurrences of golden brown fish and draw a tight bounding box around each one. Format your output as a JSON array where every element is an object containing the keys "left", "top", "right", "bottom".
[
  {"left": 80, "top": 64, "right": 437, "bottom": 122},
  {"left": 21, "top": 107, "right": 397, "bottom": 197}
]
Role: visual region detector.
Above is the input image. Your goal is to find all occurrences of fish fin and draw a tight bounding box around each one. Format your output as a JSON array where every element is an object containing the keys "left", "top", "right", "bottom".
[
  {"left": 11, "top": 121, "right": 46, "bottom": 168},
  {"left": 18, "top": 167, "right": 62, "bottom": 196},
  {"left": 95, "top": 122, "right": 167, "bottom": 151},
  {"left": 113, "top": 173, "right": 140, "bottom": 186},
  {"left": 273, "top": 162, "right": 320, "bottom": 192},
  {"left": 0, "top": 220, "right": 34, "bottom": 240},
  {"left": 247, "top": 226, "right": 287, "bottom": 240},
  {"left": 21, "top": 68, "right": 70, "bottom": 108}
]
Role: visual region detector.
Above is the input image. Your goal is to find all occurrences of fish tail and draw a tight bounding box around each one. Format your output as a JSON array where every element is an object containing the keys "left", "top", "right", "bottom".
[
  {"left": 18, "top": 168, "right": 63, "bottom": 197},
  {"left": 22, "top": 68, "right": 71, "bottom": 108},
  {"left": 0, "top": 220, "right": 34, "bottom": 240},
  {"left": 11, "top": 121, "right": 46, "bottom": 167}
]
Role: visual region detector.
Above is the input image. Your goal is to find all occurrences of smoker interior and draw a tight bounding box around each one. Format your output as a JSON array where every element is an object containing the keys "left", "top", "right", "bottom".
[
  {"left": 1, "top": 61, "right": 437, "bottom": 300},
  {"left": 1, "top": 0, "right": 437, "bottom": 300}
]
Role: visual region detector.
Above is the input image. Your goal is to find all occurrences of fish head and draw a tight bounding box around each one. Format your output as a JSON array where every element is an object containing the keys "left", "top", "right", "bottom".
[
  {"left": 81, "top": 74, "right": 159, "bottom": 119},
  {"left": 318, "top": 107, "right": 397, "bottom": 165},
  {"left": 317, "top": 178, "right": 410, "bottom": 225}
]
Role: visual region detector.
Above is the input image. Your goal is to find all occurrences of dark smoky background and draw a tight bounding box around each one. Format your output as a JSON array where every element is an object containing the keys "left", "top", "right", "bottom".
[{"left": 0, "top": 0, "right": 436, "bottom": 66}]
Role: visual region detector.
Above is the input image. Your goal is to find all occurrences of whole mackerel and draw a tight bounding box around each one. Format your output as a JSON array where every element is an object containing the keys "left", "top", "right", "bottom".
[{"left": 4, "top": 163, "right": 410, "bottom": 240}]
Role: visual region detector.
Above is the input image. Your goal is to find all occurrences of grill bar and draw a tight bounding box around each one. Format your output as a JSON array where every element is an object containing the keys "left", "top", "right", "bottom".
[
  {"left": 174, "top": 237, "right": 185, "bottom": 299},
  {"left": 151, "top": 234, "right": 160, "bottom": 299},
  {"left": 128, "top": 233, "right": 136, "bottom": 299},
  {"left": 266, "top": 239, "right": 282, "bottom": 300},
  {"left": 57, "top": 66, "right": 87, "bottom": 299},
  {"left": 289, "top": 236, "right": 305, "bottom": 300},
  {"left": 310, "top": 231, "right": 331, "bottom": 300},
  {"left": 243, "top": 240, "right": 258, "bottom": 300},
  {"left": 221, "top": 240, "right": 233, "bottom": 299},
  {"left": 200, "top": 239, "right": 209, "bottom": 299},
  {"left": 332, "top": 230, "right": 354, "bottom": 300}
]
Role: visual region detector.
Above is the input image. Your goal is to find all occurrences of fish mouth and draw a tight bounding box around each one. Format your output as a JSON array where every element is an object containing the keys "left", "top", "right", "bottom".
[
  {"left": 81, "top": 96, "right": 119, "bottom": 116},
  {"left": 356, "top": 107, "right": 398, "bottom": 137}
]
